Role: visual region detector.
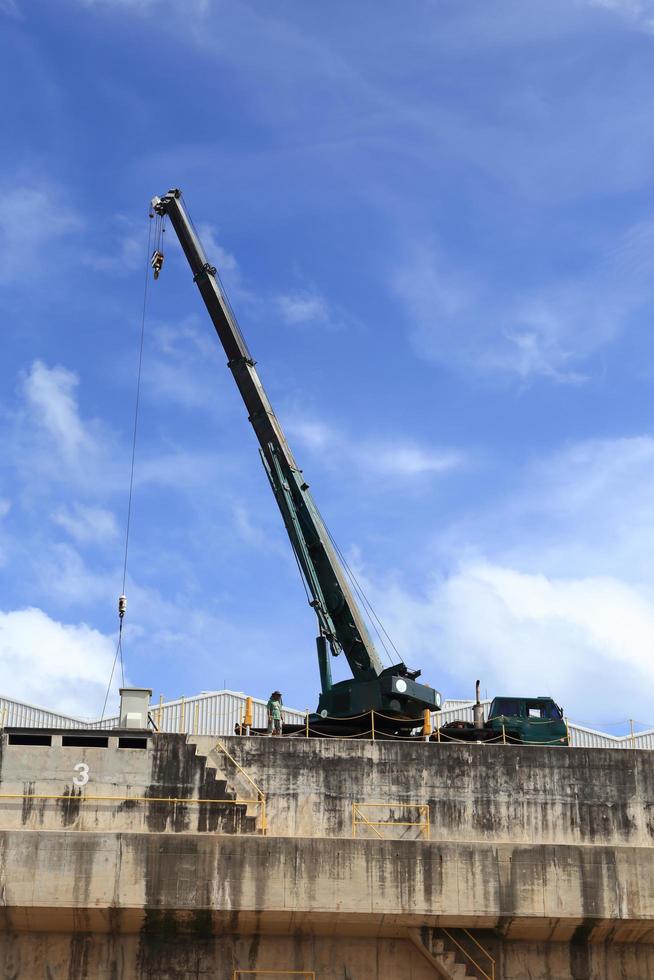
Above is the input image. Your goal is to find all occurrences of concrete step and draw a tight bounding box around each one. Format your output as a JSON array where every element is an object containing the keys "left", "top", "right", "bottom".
[
  {"left": 188, "top": 736, "right": 262, "bottom": 834},
  {"left": 440, "top": 952, "right": 471, "bottom": 979},
  {"left": 407, "top": 928, "right": 488, "bottom": 979}
]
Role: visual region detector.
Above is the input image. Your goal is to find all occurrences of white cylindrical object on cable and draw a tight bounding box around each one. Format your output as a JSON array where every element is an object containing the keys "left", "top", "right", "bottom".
[{"left": 118, "top": 595, "right": 127, "bottom": 618}]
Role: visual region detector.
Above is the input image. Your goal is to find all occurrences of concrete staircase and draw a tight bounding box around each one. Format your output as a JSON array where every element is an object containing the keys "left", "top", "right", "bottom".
[
  {"left": 408, "top": 928, "right": 493, "bottom": 979},
  {"left": 187, "top": 735, "right": 263, "bottom": 834}
]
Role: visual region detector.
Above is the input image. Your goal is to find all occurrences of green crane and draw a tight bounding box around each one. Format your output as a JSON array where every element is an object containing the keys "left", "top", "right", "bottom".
[{"left": 151, "top": 189, "right": 441, "bottom": 724}]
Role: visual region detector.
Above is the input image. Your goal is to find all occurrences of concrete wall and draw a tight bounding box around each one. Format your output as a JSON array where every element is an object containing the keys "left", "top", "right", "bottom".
[
  {"left": 1, "top": 933, "right": 654, "bottom": 980},
  {"left": 0, "top": 933, "right": 654, "bottom": 980},
  {"left": 0, "top": 731, "right": 652, "bottom": 979},
  {"left": 0, "top": 933, "right": 457, "bottom": 980},
  {"left": 2, "top": 829, "right": 653, "bottom": 939},
  {"left": 0, "top": 733, "right": 256, "bottom": 834},
  {"left": 201, "top": 735, "right": 654, "bottom": 846}
]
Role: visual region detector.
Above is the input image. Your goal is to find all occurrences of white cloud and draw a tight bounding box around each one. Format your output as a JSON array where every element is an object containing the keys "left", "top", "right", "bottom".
[
  {"left": 360, "top": 443, "right": 463, "bottom": 478},
  {"left": 133, "top": 449, "right": 232, "bottom": 490},
  {"left": 0, "top": 0, "right": 21, "bottom": 18},
  {"left": 82, "top": 216, "right": 143, "bottom": 274},
  {"left": 231, "top": 502, "right": 288, "bottom": 559},
  {"left": 233, "top": 502, "right": 266, "bottom": 548},
  {"left": 352, "top": 432, "right": 654, "bottom": 721},
  {"left": 586, "top": 0, "right": 654, "bottom": 29},
  {"left": 33, "top": 543, "right": 113, "bottom": 608},
  {"left": 78, "top": 0, "right": 211, "bottom": 9},
  {"left": 0, "top": 499, "right": 9, "bottom": 569},
  {"left": 288, "top": 419, "right": 333, "bottom": 453},
  {"left": 394, "top": 218, "right": 654, "bottom": 382},
  {"left": 151, "top": 318, "right": 215, "bottom": 360},
  {"left": 486, "top": 435, "right": 654, "bottom": 584},
  {"left": 22, "top": 361, "right": 93, "bottom": 462},
  {"left": 7, "top": 359, "right": 226, "bottom": 498},
  {"left": 0, "top": 185, "right": 80, "bottom": 285},
  {"left": 78, "top": 0, "right": 158, "bottom": 7},
  {"left": 196, "top": 223, "right": 238, "bottom": 278},
  {"left": 371, "top": 560, "right": 654, "bottom": 721},
  {"left": 0, "top": 607, "right": 120, "bottom": 717},
  {"left": 143, "top": 318, "right": 222, "bottom": 408},
  {"left": 52, "top": 504, "right": 119, "bottom": 544},
  {"left": 287, "top": 415, "right": 462, "bottom": 484},
  {"left": 276, "top": 291, "right": 329, "bottom": 326}
]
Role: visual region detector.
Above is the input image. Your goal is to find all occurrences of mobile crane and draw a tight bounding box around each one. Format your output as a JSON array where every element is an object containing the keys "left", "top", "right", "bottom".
[{"left": 151, "top": 189, "right": 441, "bottom": 733}]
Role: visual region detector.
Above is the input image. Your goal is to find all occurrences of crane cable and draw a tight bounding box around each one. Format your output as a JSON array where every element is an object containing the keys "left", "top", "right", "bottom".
[
  {"left": 314, "top": 498, "right": 401, "bottom": 667},
  {"left": 100, "top": 211, "right": 154, "bottom": 721},
  {"left": 325, "top": 524, "right": 402, "bottom": 667}
]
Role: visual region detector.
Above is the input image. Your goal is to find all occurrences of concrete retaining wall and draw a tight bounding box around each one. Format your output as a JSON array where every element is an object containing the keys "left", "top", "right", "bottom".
[
  {"left": 204, "top": 735, "right": 654, "bottom": 846},
  {"left": 0, "top": 731, "right": 652, "bottom": 978}
]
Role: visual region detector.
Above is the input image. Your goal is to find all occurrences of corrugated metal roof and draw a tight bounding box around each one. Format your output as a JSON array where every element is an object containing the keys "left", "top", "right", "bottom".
[
  {"left": 0, "top": 694, "right": 87, "bottom": 730},
  {"left": 0, "top": 691, "right": 652, "bottom": 747},
  {"left": 0, "top": 689, "right": 306, "bottom": 735}
]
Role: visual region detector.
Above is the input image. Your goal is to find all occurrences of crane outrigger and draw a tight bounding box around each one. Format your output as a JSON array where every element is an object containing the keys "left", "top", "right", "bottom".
[{"left": 151, "top": 189, "right": 441, "bottom": 732}]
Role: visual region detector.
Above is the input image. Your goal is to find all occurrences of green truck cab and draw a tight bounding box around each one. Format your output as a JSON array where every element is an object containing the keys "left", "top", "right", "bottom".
[{"left": 487, "top": 696, "right": 568, "bottom": 745}]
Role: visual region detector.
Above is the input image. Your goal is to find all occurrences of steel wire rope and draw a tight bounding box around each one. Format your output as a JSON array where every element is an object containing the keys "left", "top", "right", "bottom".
[
  {"left": 183, "top": 194, "right": 253, "bottom": 361},
  {"left": 181, "top": 192, "right": 404, "bottom": 677},
  {"left": 321, "top": 517, "right": 402, "bottom": 664},
  {"left": 306, "top": 507, "right": 393, "bottom": 665},
  {"left": 99, "top": 212, "right": 153, "bottom": 722},
  {"left": 321, "top": 518, "right": 403, "bottom": 667},
  {"left": 179, "top": 192, "right": 398, "bottom": 672}
]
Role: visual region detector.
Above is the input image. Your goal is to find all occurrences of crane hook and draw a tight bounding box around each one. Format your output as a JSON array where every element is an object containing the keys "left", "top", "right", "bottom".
[{"left": 150, "top": 250, "right": 164, "bottom": 280}]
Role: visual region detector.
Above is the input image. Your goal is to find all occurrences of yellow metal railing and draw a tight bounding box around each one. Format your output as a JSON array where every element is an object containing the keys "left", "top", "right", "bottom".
[
  {"left": 215, "top": 738, "right": 267, "bottom": 835},
  {"left": 441, "top": 927, "right": 495, "bottom": 980},
  {"left": 352, "top": 802, "right": 430, "bottom": 840},
  {"left": 233, "top": 973, "right": 315, "bottom": 978},
  {"left": 0, "top": 792, "right": 265, "bottom": 832}
]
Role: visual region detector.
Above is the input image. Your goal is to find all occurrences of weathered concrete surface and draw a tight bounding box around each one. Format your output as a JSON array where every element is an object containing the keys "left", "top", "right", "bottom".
[
  {"left": 201, "top": 736, "right": 654, "bottom": 846},
  {"left": 0, "top": 933, "right": 448, "bottom": 980},
  {"left": 1, "top": 830, "right": 652, "bottom": 940},
  {"left": 1, "top": 932, "right": 654, "bottom": 979},
  {"left": 0, "top": 733, "right": 256, "bottom": 834},
  {"left": 0, "top": 732, "right": 652, "bottom": 978}
]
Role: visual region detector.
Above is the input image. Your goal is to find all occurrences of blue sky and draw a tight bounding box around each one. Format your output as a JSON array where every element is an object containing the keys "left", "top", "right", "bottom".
[{"left": 2, "top": 0, "right": 654, "bottom": 726}]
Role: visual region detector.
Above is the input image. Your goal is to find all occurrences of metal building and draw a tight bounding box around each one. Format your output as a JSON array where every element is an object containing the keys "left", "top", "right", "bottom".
[
  {"left": 0, "top": 690, "right": 307, "bottom": 735},
  {"left": 0, "top": 691, "right": 652, "bottom": 747}
]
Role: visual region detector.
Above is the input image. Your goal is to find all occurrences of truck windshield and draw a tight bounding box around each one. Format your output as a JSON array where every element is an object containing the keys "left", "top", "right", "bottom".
[
  {"left": 489, "top": 698, "right": 522, "bottom": 718},
  {"left": 527, "top": 701, "right": 562, "bottom": 720}
]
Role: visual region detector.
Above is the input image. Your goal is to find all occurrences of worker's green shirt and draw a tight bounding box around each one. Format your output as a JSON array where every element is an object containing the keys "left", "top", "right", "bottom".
[{"left": 267, "top": 698, "right": 282, "bottom": 720}]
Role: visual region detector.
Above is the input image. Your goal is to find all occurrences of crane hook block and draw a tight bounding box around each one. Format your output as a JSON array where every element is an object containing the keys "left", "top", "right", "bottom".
[
  {"left": 118, "top": 594, "right": 127, "bottom": 619},
  {"left": 150, "top": 250, "right": 164, "bottom": 280}
]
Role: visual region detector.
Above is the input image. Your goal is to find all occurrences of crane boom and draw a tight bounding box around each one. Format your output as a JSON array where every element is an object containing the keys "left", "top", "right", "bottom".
[{"left": 152, "top": 189, "right": 440, "bottom": 719}]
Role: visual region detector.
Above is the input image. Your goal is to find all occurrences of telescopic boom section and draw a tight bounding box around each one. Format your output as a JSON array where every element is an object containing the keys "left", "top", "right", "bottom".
[
  {"left": 152, "top": 189, "right": 383, "bottom": 681},
  {"left": 152, "top": 189, "right": 441, "bottom": 719}
]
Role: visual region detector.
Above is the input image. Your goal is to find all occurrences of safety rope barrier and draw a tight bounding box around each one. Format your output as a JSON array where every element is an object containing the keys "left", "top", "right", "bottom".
[
  {"left": 234, "top": 706, "right": 654, "bottom": 747},
  {"left": 260, "top": 707, "right": 573, "bottom": 746}
]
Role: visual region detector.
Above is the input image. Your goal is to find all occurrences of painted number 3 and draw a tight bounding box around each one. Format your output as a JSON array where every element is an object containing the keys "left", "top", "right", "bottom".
[{"left": 73, "top": 762, "right": 89, "bottom": 787}]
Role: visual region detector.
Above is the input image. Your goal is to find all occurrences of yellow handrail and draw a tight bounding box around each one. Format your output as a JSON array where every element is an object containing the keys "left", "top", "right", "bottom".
[
  {"left": 0, "top": 792, "right": 260, "bottom": 806},
  {"left": 215, "top": 738, "right": 267, "bottom": 835},
  {"left": 352, "top": 804, "right": 384, "bottom": 839},
  {"left": 233, "top": 973, "right": 315, "bottom": 978},
  {"left": 462, "top": 927, "right": 495, "bottom": 978},
  {"left": 352, "top": 802, "right": 430, "bottom": 839},
  {"left": 441, "top": 928, "right": 494, "bottom": 980}
]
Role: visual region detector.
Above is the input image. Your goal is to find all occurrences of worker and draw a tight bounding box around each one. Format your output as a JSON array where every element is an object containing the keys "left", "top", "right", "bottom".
[{"left": 266, "top": 691, "right": 283, "bottom": 736}]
